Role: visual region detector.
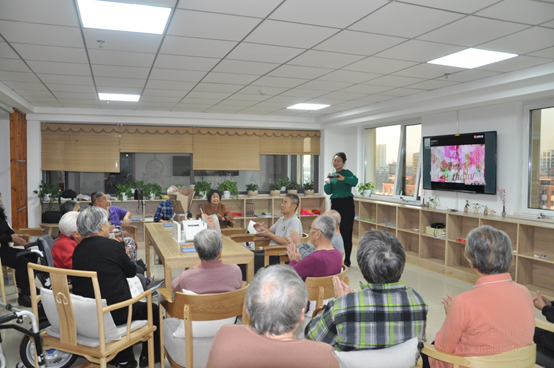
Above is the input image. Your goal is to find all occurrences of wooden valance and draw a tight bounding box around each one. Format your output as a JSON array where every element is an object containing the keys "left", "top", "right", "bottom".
[
  {"left": 259, "top": 130, "right": 320, "bottom": 155},
  {"left": 192, "top": 128, "right": 260, "bottom": 170},
  {"left": 41, "top": 124, "right": 120, "bottom": 173},
  {"left": 120, "top": 125, "right": 193, "bottom": 153}
]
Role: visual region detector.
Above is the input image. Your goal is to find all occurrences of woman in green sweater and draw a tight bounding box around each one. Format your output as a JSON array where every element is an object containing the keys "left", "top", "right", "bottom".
[{"left": 324, "top": 152, "right": 358, "bottom": 267}]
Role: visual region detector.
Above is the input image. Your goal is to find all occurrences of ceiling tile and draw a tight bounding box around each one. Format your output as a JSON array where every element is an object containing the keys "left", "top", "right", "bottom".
[
  {"left": 479, "top": 27, "right": 554, "bottom": 55},
  {"left": 477, "top": 55, "right": 552, "bottom": 73},
  {"left": 16, "top": 89, "right": 53, "bottom": 98},
  {"left": 394, "top": 63, "right": 463, "bottom": 79},
  {"left": 193, "top": 83, "right": 244, "bottom": 93},
  {"left": 278, "top": 88, "right": 329, "bottom": 98},
  {"left": 92, "top": 65, "right": 149, "bottom": 79},
  {"left": 406, "top": 79, "right": 460, "bottom": 90},
  {"left": 542, "top": 20, "right": 554, "bottom": 28},
  {"left": 2, "top": 81, "right": 48, "bottom": 91},
  {"left": 53, "top": 92, "right": 97, "bottom": 99},
  {"left": 226, "top": 43, "right": 305, "bottom": 63},
  {"left": 317, "top": 70, "right": 381, "bottom": 83},
  {"left": 265, "top": 95, "right": 308, "bottom": 104},
  {"left": 83, "top": 29, "right": 163, "bottom": 53},
  {"left": 418, "top": 16, "right": 529, "bottom": 47},
  {"left": 244, "top": 20, "right": 338, "bottom": 49},
  {"left": 186, "top": 91, "right": 233, "bottom": 100},
  {"left": 269, "top": 0, "right": 389, "bottom": 28},
  {"left": 142, "top": 89, "right": 189, "bottom": 98},
  {"left": 168, "top": 9, "right": 261, "bottom": 41},
  {"left": 239, "top": 106, "right": 280, "bottom": 114},
  {"left": 339, "top": 84, "right": 392, "bottom": 94},
  {"left": 529, "top": 46, "right": 554, "bottom": 59},
  {"left": 355, "top": 94, "right": 394, "bottom": 103},
  {"left": 376, "top": 40, "right": 464, "bottom": 63},
  {"left": 442, "top": 69, "right": 501, "bottom": 83},
  {"left": 314, "top": 30, "right": 405, "bottom": 56},
  {"left": 399, "top": 0, "right": 499, "bottom": 13},
  {"left": 476, "top": 0, "right": 554, "bottom": 25},
  {"left": 11, "top": 44, "right": 88, "bottom": 63},
  {"left": 350, "top": 2, "right": 465, "bottom": 38},
  {"left": 39, "top": 75, "right": 94, "bottom": 86},
  {"left": 299, "top": 80, "right": 354, "bottom": 91},
  {"left": 0, "top": 21, "right": 82, "bottom": 47},
  {"left": 149, "top": 68, "right": 207, "bottom": 83},
  {"left": 0, "top": 41, "right": 20, "bottom": 59},
  {"left": 251, "top": 76, "right": 308, "bottom": 88},
  {"left": 177, "top": 0, "right": 281, "bottom": 18},
  {"left": 160, "top": 36, "right": 237, "bottom": 58},
  {"left": 0, "top": 71, "right": 40, "bottom": 83},
  {"left": 268, "top": 65, "right": 333, "bottom": 79},
  {"left": 212, "top": 60, "right": 279, "bottom": 75},
  {"left": 216, "top": 99, "right": 262, "bottom": 107},
  {"left": 96, "top": 87, "right": 143, "bottom": 94},
  {"left": 48, "top": 84, "right": 96, "bottom": 93},
  {"left": 202, "top": 72, "right": 260, "bottom": 85},
  {"left": 289, "top": 50, "right": 365, "bottom": 69},
  {"left": 140, "top": 96, "right": 181, "bottom": 103},
  {"left": 367, "top": 75, "right": 425, "bottom": 87},
  {"left": 304, "top": 97, "right": 348, "bottom": 105},
  {"left": 180, "top": 98, "right": 222, "bottom": 105},
  {"left": 237, "top": 86, "right": 287, "bottom": 96},
  {"left": 95, "top": 77, "right": 146, "bottom": 89},
  {"left": 379, "top": 88, "right": 425, "bottom": 97},
  {"left": 88, "top": 49, "right": 156, "bottom": 68},
  {"left": 145, "top": 80, "right": 196, "bottom": 91},
  {"left": 100, "top": 102, "right": 138, "bottom": 110},
  {"left": 0, "top": 58, "right": 32, "bottom": 73},
  {"left": 172, "top": 104, "right": 212, "bottom": 112},
  {"left": 136, "top": 102, "right": 176, "bottom": 109},
  {"left": 226, "top": 93, "right": 268, "bottom": 102},
  {"left": 319, "top": 91, "right": 369, "bottom": 100},
  {"left": 27, "top": 61, "right": 91, "bottom": 76},
  {"left": 0, "top": 0, "right": 79, "bottom": 26},
  {"left": 345, "top": 57, "right": 418, "bottom": 74}
]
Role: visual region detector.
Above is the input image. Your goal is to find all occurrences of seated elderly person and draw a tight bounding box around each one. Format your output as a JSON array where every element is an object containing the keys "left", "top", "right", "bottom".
[
  {"left": 60, "top": 199, "right": 80, "bottom": 215},
  {"left": 423, "top": 225, "right": 535, "bottom": 368},
  {"left": 91, "top": 191, "right": 131, "bottom": 227},
  {"left": 201, "top": 189, "right": 234, "bottom": 229},
  {"left": 306, "top": 230, "right": 428, "bottom": 351},
  {"left": 154, "top": 185, "right": 177, "bottom": 222},
  {"left": 290, "top": 209, "right": 344, "bottom": 258},
  {"left": 51, "top": 211, "right": 82, "bottom": 269},
  {"left": 254, "top": 194, "right": 302, "bottom": 245},
  {"left": 172, "top": 229, "right": 242, "bottom": 293},
  {"left": 72, "top": 206, "right": 160, "bottom": 368},
  {"left": 207, "top": 265, "right": 339, "bottom": 368},
  {"left": 286, "top": 214, "right": 342, "bottom": 281}
]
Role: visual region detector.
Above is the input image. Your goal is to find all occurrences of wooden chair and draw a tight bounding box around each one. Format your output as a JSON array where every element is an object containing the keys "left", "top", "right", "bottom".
[
  {"left": 121, "top": 224, "right": 137, "bottom": 242},
  {"left": 220, "top": 227, "right": 246, "bottom": 236},
  {"left": 414, "top": 343, "right": 536, "bottom": 368},
  {"left": 305, "top": 266, "right": 349, "bottom": 317},
  {"left": 158, "top": 286, "right": 249, "bottom": 368},
  {"left": 229, "top": 232, "right": 309, "bottom": 266},
  {"left": 27, "top": 263, "right": 157, "bottom": 368}
]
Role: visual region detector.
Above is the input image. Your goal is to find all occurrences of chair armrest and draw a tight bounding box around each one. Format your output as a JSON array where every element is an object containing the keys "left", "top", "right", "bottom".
[
  {"left": 536, "top": 318, "right": 554, "bottom": 333},
  {"left": 103, "top": 289, "right": 152, "bottom": 314},
  {"left": 16, "top": 228, "right": 45, "bottom": 236},
  {"left": 421, "top": 342, "right": 470, "bottom": 366},
  {"left": 157, "top": 287, "right": 173, "bottom": 303}
]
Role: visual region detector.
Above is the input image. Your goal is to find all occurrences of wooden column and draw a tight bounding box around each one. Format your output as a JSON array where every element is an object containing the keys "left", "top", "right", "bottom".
[{"left": 10, "top": 108, "right": 27, "bottom": 229}]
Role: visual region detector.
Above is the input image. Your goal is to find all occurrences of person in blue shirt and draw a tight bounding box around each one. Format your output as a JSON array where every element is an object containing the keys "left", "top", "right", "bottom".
[{"left": 154, "top": 186, "right": 178, "bottom": 222}]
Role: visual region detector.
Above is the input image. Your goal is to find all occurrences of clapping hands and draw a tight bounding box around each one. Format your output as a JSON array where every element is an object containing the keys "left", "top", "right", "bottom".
[
  {"left": 333, "top": 275, "right": 354, "bottom": 298},
  {"left": 534, "top": 290, "right": 551, "bottom": 311}
]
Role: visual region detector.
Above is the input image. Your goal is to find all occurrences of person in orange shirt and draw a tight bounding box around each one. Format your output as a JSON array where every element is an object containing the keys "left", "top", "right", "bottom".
[{"left": 425, "top": 225, "right": 535, "bottom": 368}]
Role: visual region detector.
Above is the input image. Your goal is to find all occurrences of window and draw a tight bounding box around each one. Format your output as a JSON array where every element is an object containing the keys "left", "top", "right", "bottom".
[
  {"left": 529, "top": 105, "right": 554, "bottom": 211},
  {"left": 364, "top": 123, "right": 421, "bottom": 198}
]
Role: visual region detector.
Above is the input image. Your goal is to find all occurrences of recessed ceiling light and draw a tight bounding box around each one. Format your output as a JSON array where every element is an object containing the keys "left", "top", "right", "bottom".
[
  {"left": 77, "top": 0, "right": 171, "bottom": 34},
  {"left": 287, "top": 103, "right": 330, "bottom": 111},
  {"left": 99, "top": 93, "right": 140, "bottom": 102},
  {"left": 427, "top": 48, "right": 517, "bottom": 69}
]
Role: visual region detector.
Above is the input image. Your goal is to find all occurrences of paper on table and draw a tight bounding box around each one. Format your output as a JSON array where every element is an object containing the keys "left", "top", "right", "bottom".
[{"left": 247, "top": 220, "right": 257, "bottom": 235}]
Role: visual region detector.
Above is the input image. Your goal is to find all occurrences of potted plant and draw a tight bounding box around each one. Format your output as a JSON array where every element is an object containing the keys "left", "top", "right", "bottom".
[
  {"left": 218, "top": 180, "right": 239, "bottom": 199},
  {"left": 286, "top": 179, "right": 299, "bottom": 194},
  {"left": 269, "top": 183, "right": 281, "bottom": 197},
  {"left": 303, "top": 181, "right": 315, "bottom": 196},
  {"left": 277, "top": 177, "right": 288, "bottom": 192},
  {"left": 115, "top": 183, "right": 133, "bottom": 201},
  {"left": 358, "top": 182, "right": 375, "bottom": 197},
  {"left": 34, "top": 180, "right": 61, "bottom": 211},
  {"left": 194, "top": 179, "right": 211, "bottom": 199},
  {"left": 144, "top": 183, "right": 162, "bottom": 200},
  {"left": 483, "top": 205, "right": 489, "bottom": 215},
  {"left": 246, "top": 183, "right": 259, "bottom": 197},
  {"left": 472, "top": 202, "right": 480, "bottom": 213},
  {"left": 428, "top": 196, "right": 438, "bottom": 209},
  {"left": 464, "top": 200, "right": 470, "bottom": 213}
]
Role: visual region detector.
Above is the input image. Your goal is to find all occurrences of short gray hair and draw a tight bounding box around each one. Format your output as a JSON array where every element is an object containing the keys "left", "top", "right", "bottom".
[
  {"left": 167, "top": 186, "right": 178, "bottom": 195},
  {"left": 464, "top": 225, "right": 512, "bottom": 274},
  {"left": 323, "top": 209, "right": 341, "bottom": 226},
  {"left": 59, "top": 211, "right": 79, "bottom": 237},
  {"left": 246, "top": 265, "right": 307, "bottom": 336},
  {"left": 314, "top": 215, "right": 335, "bottom": 240},
  {"left": 193, "top": 229, "right": 222, "bottom": 261},
  {"left": 60, "top": 200, "right": 79, "bottom": 215},
  {"left": 357, "top": 230, "right": 405, "bottom": 284},
  {"left": 77, "top": 206, "right": 108, "bottom": 237},
  {"left": 90, "top": 191, "right": 105, "bottom": 206}
]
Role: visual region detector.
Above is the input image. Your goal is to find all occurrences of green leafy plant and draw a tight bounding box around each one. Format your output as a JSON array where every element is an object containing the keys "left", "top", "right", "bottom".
[
  {"left": 115, "top": 183, "right": 133, "bottom": 201},
  {"left": 357, "top": 182, "right": 375, "bottom": 195},
  {"left": 465, "top": 200, "right": 470, "bottom": 208},
  {"left": 34, "top": 180, "right": 61, "bottom": 211},
  {"left": 303, "top": 181, "right": 315, "bottom": 190},
  {"left": 277, "top": 177, "right": 288, "bottom": 189},
  {"left": 246, "top": 183, "right": 259, "bottom": 191},
  {"left": 218, "top": 180, "right": 239, "bottom": 196},
  {"left": 194, "top": 179, "right": 211, "bottom": 197},
  {"left": 144, "top": 183, "right": 162, "bottom": 198},
  {"left": 286, "top": 179, "right": 299, "bottom": 190},
  {"left": 269, "top": 182, "right": 281, "bottom": 191}
]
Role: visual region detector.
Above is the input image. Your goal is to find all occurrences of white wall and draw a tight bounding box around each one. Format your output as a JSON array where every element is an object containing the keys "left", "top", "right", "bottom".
[
  {"left": 0, "top": 119, "right": 11, "bottom": 223},
  {"left": 28, "top": 120, "right": 41, "bottom": 227}
]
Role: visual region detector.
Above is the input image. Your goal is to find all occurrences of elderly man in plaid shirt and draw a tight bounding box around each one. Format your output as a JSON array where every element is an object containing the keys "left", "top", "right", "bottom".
[
  {"left": 154, "top": 185, "right": 178, "bottom": 222},
  {"left": 305, "top": 230, "right": 428, "bottom": 351}
]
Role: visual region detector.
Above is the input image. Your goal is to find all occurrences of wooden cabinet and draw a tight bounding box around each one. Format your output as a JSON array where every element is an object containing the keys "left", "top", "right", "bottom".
[{"left": 354, "top": 198, "right": 554, "bottom": 298}]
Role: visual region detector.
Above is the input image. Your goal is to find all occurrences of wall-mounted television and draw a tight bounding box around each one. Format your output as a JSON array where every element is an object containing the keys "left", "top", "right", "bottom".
[{"left": 422, "top": 131, "right": 497, "bottom": 194}]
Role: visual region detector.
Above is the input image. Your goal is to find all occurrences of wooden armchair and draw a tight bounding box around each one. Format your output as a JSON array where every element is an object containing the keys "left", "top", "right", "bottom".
[
  {"left": 414, "top": 343, "right": 536, "bottom": 368},
  {"left": 305, "top": 266, "right": 349, "bottom": 317},
  {"left": 229, "top": 232, "right": 309, "bottom": 267},
  {"left": 27, "top": 263, "right": 157, "bottom": 368},
  {"left": 220, "top": 227, "right": 246, "bottom": 236},
  {"left": 158, "top": 286, "right": 249, "bottom": 368},
  {"left": 121, "top": 224, "right": 137, "bottom": 242}
]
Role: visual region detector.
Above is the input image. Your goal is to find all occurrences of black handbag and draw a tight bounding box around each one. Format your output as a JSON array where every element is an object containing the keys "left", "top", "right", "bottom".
[{"left": 41, "top": 211, "right": 62, "bottom": 224}]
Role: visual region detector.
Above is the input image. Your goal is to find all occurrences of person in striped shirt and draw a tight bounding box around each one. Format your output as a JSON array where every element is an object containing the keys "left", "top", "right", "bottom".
[{"left": 305, "top": 230, "right": 428, "bottom": 351}]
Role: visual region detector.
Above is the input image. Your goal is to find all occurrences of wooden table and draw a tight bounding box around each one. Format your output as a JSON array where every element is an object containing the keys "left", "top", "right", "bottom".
[{"left": 145, "top": 223, "right": 254, "bottom": 294}]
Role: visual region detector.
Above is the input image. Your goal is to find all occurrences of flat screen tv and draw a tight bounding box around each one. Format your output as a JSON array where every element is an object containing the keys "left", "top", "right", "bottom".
[{"left": 422, "top": 131, "right": 497, "bottom": 194}]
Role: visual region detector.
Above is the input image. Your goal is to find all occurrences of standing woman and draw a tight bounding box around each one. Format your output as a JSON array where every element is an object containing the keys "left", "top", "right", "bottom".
[{"left": 324, "top": 152, "right": 358, "bottom": 267}]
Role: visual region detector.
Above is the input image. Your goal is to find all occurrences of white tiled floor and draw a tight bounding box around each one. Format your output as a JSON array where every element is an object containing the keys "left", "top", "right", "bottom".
[{"left": 0, "top": 244, "right": 546, "bottom": 367}]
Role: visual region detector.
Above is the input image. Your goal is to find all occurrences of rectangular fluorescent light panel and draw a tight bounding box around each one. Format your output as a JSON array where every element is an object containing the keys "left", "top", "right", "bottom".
[
  {"left": 287, "top": 103, "right": 330, "bottom": 111},
  {"left": 99, "top": 93, "right": 140, "bottom": 102},
  {"left": 77, "top": 0, "right": 171, "bottom": 34},
  {"left": 428, "top": 48, "right": 517, "bottom": 69}
]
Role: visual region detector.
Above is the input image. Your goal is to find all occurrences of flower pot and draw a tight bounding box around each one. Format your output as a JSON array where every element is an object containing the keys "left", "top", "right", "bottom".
[
  {"left": 281, "top": 186, "right": 286, "bottom": 192},
  {"left": 223, "top": 190, "right": 231, "bottom": 199},
  {"left": 464, "top": 207, "right": 468, "bottom": 213},
  {"left": 270, "top": 190, "right": 280, "bottom": 196},
  {"left": 149, "top": 193, "right": 156, "bottom": 200},
  {"left": 198, "top": 191, "right": 207, "bottom": 199},
  {"left": 304, "top": 189, "right": 314, "bottom": 196},
  {"left": 502, "top": 206, "right": 506, "bottom": 217},
  {"left": 473, "top": 207, "right": 478, "bottom": 213},
  {"left": 248, "top": 190, "right": 258, "bottom": 197},
  {"left": 121, "top": 194, "right": 128, "bottom": 201},
  {"left": 287, "top": 189, "right": 298, "bottom": 194},
  {"left": 363, "top": 189, "right": 372, "bottom": 197}
]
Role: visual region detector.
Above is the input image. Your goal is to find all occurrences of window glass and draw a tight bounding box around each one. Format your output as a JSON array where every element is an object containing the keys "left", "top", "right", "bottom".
[
  {"left": 401, "top": 125, "right": 422, "bottom": 197},
  {"left": 529, "top": 106, "right": 554, "bottom": 210}
]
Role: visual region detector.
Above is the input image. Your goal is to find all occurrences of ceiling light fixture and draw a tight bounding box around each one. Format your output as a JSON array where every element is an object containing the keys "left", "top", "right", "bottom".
[
  {"left": 77, "top": 0, "right": 171, "bottom": 34},
  {"left": 428, "top": 48, "right": 517, "bottom": 69},
  {"left": 99, "top": 93, "right": 140, "bottom": 102},
  {"left": 287, "top": 103, "right": 330, "bottom": 111}
]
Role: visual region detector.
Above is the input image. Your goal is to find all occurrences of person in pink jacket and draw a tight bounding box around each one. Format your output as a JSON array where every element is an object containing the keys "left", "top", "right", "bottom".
[{"left": 52, "top": 211, "right": 82, "bottom": 269}]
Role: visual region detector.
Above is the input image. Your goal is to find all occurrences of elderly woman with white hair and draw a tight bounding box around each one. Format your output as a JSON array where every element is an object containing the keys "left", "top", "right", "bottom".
[
  {"left": 207, "top": 265, "right": 339, "bottom": 368},
  {"left": 51, "top": 211, "right": 82, "bottom": 269},
  {"left": 154, "top": 185, "right": 178, "bottom": 222}
]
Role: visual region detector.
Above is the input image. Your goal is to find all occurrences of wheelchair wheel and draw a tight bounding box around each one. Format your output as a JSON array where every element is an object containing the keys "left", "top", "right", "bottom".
[{"left": 19, "top": 321, "right": 78, "bottom": 368}]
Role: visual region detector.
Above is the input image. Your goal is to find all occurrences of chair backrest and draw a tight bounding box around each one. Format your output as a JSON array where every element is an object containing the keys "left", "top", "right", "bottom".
[
  {"left": 160, "top": 286, "right": 248, "bottom": 368},
  {"left": 305, "top": 266, "right": 349, "bottom": 311},
  {"left": 229, "top": 234, "right": 271, "bottom": 247},
  {"left": 121, "top": 224, "right": 137, "bottom": 241},
  {"left": 221, "top": 227, "right": 246, "bottom": 236},
  {"left": 420, "top": 342, "right": 536, "bottom": 368},
  {"left": 37, "top": 235, "right": 55, "bottom": 267}
]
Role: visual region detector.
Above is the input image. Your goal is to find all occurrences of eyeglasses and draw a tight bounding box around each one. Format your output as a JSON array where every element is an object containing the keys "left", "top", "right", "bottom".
[{"left": 308, "top": 225, "right": 322, "bottom": 233}]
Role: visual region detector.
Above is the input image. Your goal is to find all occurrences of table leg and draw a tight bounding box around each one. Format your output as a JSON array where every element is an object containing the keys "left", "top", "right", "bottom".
[
  {"left": 165, "top": 266, "right": 173, "bottom": 294},
  {"left": 145, "top": 234, "right": 151, "bottom": 279},
  {"left": 246, "top": 257, "right": 254, "bottom": 284}
]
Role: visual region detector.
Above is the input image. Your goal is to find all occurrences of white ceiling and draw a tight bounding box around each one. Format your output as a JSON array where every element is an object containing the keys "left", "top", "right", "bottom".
[{"left": 0, "top": 0, "right": 553, "bottom": 118}]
